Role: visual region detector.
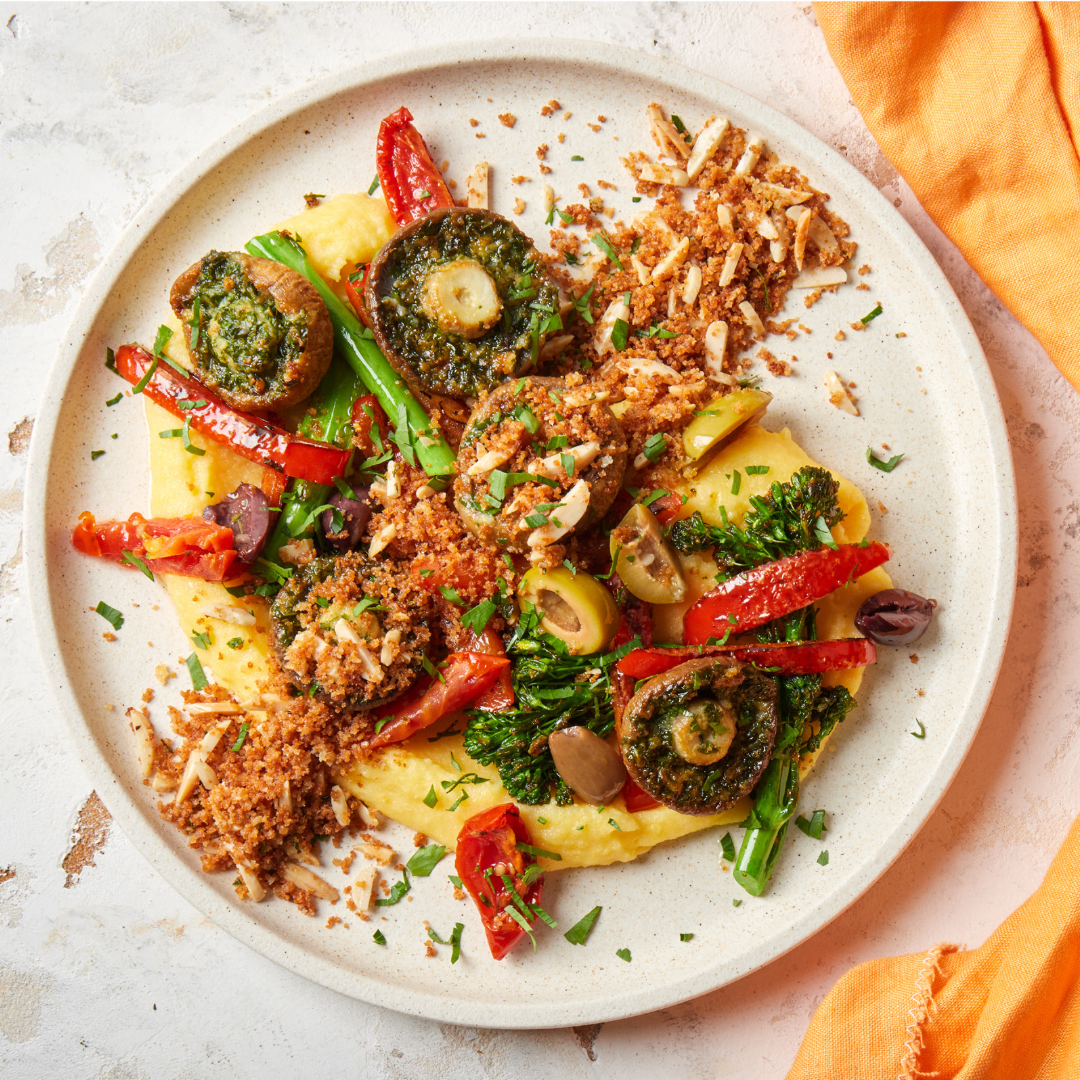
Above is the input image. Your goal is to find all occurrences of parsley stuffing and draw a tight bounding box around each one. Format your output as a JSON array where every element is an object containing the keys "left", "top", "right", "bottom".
[{"left": 564, "top": 905, "right": 602, "bottom": 945}]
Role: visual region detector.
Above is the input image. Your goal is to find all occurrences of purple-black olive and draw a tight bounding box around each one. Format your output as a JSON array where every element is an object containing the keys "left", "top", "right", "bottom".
[
  {"left": 321, "top": 489, "right": 372, "bottom": 553},
  {"left": 203, "top": 483, "right": 275, "bottom": 563},
  {"left": 855, "top": 589, "right": 937, "bottom": 646}
]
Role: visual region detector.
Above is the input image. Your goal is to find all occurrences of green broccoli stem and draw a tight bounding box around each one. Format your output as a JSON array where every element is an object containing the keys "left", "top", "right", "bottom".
[
  {"left": 732, "top": 752, "right": 799, "bottom": 896},
  {"left": 263, "top": 354, "right": 366, "bottom": 564},
  {"left": 245, "top": 230, "right": 455, "bottom": 480}
]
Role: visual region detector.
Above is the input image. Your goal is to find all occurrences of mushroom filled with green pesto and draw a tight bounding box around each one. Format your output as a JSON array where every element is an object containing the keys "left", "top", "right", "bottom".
[
  {"left": 617, "top": 656, "right": 779, "bottom": 815},
  {"left": 170, "top": 250, "right": 333, "bottom": 412},
  {"left": 365, "top": 208, "right": 561, "bottom": 401},
  {"left": 453, "top": 376, "right": 628, "bottom": 554},
  {"left": 269, "top": 553, "right": 434, "bottom": 710}
]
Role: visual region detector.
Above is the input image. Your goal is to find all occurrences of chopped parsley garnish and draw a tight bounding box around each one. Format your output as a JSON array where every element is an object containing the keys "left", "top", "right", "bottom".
[
  {"left": 733, "top": 899, "right": 742, "bottom": 907},
  {"left": 720, "top": 833, "right": 736, "bottom": 862},
  {"left": 192, "top": 630, "right": 211, "bottom": 650},
  {"left": 570, "top": 154, "right": 584, "bottom": 161},
  {"left": 557, "top": 208, "right": 575, "bottom": 224},
  {"left": 449, "top": 874, "right": 463, "bottom": 889},
  {"left": 866, "top": 447, "right": 904, "bottom": 472},
  {"left": 608, "top": 818, "right": 622, "bottom": 831},
  {"left": 90, "top": 449, "right": 105, "bottom": 460},
  {"left": 563, "top": 905, "right": 602, "bottom": 945},
  {"left": 130, "top": 354, "right": 159, "bottom": 396},
  {"left": 640, "top": 488, "right": 668, "bottom": 508},
  {"left": 744, "top": 465, "right": 770, "bottom": 475},
  {"left": 560, "top": 452, "right": 575, "bottom": 477},
  {"left": 427, "top": 922, "right": 464, "bottom": 963},
  {"left": 152, "top": 324, "right": 173, "bottom": 357},
  {"left": 375, "top": 869, "right": 411, "bottom": 906},
  {"left": 511, "top": 404, "right": 540, "bottom": 433},
  {"left": 680, "top": 933, "right": 694, "bottom": 942},
  {"left": 120, "top": 550, "right": 154, "bottom": 580},
  {"left": 441, "top": 772, "right": 490, "bottom": 793},
  {"left": 571, "top": 283, "right": 595, "bottom": 325},
  {"left": 642, "top": 323, "right": 678, "bottom": 339},
  {"left": 616, "top": 948, "right": 632, "bottom": 962},
  {"left": 447, "top": 791, "right": 469, "bottom": 811},
  {"left": 517, "top": 843, "right": 562, "bottom": 862},
  {"left": 230, "top": 722, "right": 250, "bottom": 752},
  {"left": 437, "top": 585, "right": 465, "bottom": 607},
  {"left": 631, "top": 237, "right": 641, "bottom": 255},
  {"left": 105, "top": 392, "right": 123, "bottom": 407},
  {"left": 460, "top": 596, "right": 497, "bottom": 634},
  {"left": 94, "top": 601, "right": 123, "bottom": 631},
  {"left": 861, "top": 303, "right": 883, "bottom": 324},
  {"left": 421, "top": 654, "right": 446, "bottom": 683},
  {"left": 159, "top": 429, "right": 183, "bottom": 440},
  {"left": 796, "top": 809, "right": 827, "bottom": 840},
  {"left": 537, "top": 817, "right": 549, "bottom": 825},
  {"left": 185, "top": 652, "right": 208, "bottom": 691},
  {"left": 367, "top": 176, "right": 380, "bottom": 196},
  {"left": 227, "top": 637, "right": 244, "bottom": 650},
  {"left": 730, "top": 470, "right": 742, "bottom": 496},
  {"left": 423, "top": 785, "right": 438, "bottom": 808},
  {"left": 817, "top": 850, "right": 830, "bottom": 866},
  {"left": 611, "top": 317, "right": 629, "bottom": 352},
  {"left": 372, "top": 929, "right": 387, "bottom": 945},
  {"left": 406, "top": 843, "right": 447, "bottom": 877},
  {"left": 670, "top": 114, "right": 688, "bottom": 135},
  {"left": 591, "top": 233, "right": 623, "bottom": 269},
  {"left": 632, "top": 195, "right": 642, "bottom": 202},
  {"left": 911, "top": 718, "right": 927, "bottom": 739},
  {"left": 488, "top": 469, "right": 557, "bottom": 502},
  {"left": 374, "top": 716, "right": 393, "bottom": 736},
  {"left": 105, "top": 347, "right": 118, "bottom": 375}
]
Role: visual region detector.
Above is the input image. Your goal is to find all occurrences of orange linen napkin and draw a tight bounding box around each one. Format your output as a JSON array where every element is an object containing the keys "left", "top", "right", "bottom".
[
  {"left": 814, "top": 1, "right": 1080, "bottom": 391},
  {"left": 787, "top": 812, "right": 1080, "bottom": 1078}
]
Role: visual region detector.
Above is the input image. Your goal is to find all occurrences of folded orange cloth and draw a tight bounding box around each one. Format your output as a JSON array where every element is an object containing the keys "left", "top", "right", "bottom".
[
  {"left": 787, "top": 812, "right": 1080, "bottom": 1079},
  {"left": 815, "top": 1, "right": 1080, "bottom": 391}
]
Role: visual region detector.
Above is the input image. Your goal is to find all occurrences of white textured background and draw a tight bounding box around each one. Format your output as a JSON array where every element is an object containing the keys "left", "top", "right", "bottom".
[{"left": 3, "top": 4, "right": 1078, "bottom": 1077}]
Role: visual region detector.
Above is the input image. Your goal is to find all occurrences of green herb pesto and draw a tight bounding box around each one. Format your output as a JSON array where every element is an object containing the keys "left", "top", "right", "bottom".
[
  {"left": 374, "top": 211, "right": 559, "bottom": 398},
  {"left": 189, "top": 251, "right": 310, "bottom": 400}
]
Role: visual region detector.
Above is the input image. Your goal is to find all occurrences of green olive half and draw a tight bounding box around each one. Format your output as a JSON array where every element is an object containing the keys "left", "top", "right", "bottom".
[
  {"left": 170, "top": 251, "right": 333, "bottom": 412},
  {"left": 517, "top": 566, "right": 618, "bottom": 655},
  {"left": 610, "top": 503, "right": 687, "bottom": 604},
  {"left": 617, "top": 656, "right": 779, "bottom": 814},
  {"left": 681, "top": 387, "right": 772, "bottom": 473},
  {"left": 366, "top": 208, "right": 560, "bottom": 400}
]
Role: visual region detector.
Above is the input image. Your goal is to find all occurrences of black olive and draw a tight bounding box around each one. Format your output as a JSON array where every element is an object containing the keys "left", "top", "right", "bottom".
[
  {"left": 321, "top": 490, "right": 372, "bottom": 553},
  {"left": 855, "top": 589, "right": 937, "bottom": 645},
  {"left": 203, "top": 483, "right": 275, "bottom": 563}
]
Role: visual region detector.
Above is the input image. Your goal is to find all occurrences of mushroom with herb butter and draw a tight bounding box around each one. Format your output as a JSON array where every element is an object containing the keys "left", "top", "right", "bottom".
[{"left": 365, "top": 207, "right": 561, "bottom": 400}]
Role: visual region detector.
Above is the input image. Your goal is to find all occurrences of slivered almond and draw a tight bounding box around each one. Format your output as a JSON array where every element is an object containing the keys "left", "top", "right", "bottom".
[
  {"left": 561, "top": 388, "right": 610, "bottom": 407},
  {"left": 533, "top": 441, "right": 601, "bottom": 480},
  {"left": 194, "top": 759, "right": 217, "bottom": 790},
  {"left": 825, "top": 369, "right": 859, "bottom": 415},
  {"left": 279, "top": 539, "right": 315, "bottom": 565},
  {"left": 792, "top": 266, "right": 847, "bottom": 289},
  {"left": 793, "top": 208, "right": 813, "bottom": 270},
  {"left": 716, "top": 203, "right": 735, "bottom": 237},
  {"left": 646, "top": 102, "right": 690, "bottom": 160},
  {"left": 704, "top": 321, "right": 729, "bottom": 378},
  {"left": 539, "top": 334, "right": 574, "bottom": 360},
  {"left": 682, "top": 265, "right": 703, "bottom": 305},
  {"left": 380, "top": 628, "right": 402, "bottom": 666},
  {"left": 355, "top": 643, "right": 383, "bottom": 683},
  {"left": 527, "top": 479, "right": 591, "bottom": 548},
  {"left": 618, "top": 356, "right": 681, "bottom": 383},
  {"left": 277, "top": 778, "right": 292, "bottom": 814},
  {"left": 201, "top": 605, "right": 257, "bottom": 626},
  {"left": 236, "top": 863, "right": 266, "bottom": 903},
  {"left": 650, "top": 237, "right": 690, "bottom": 282},
  {"left": 330, "top": 785, "right": 350, "bottom": 827},
  {"left": 594, "top": 296, "right": 631, "bottom": 357},
  {"left": 631, "top": 255, "right": 650, "bottom": 286},
  {"left": 734, "top": 134, "right": 764, "bottom": 177},
  {"left": 187, "top": 701, "right": 244, "bottom": 716},
  {"left": 352, "top": 874, "right": 376, "bottom": 911},
  {"left": 636, "top": 161, "right": 689, "bottom": 187},
  {"left": 368, "top": 522, "right": 397, "bottom": 557},
  {"left": 354, "top": 840, "right": 396, "bottom": 865},
  {"left": 281, "top": 862, "right": 339, "bottom": 902},
  {"left": 739, "top": 301, "right": 766, "bottom": 337},
  {"left": 385, "top": 461, "right": 400, "bottom": 498},
  {"left": 467, "top": 446, "right": 516, "bottom": 476},
  {"left": 334, "top": 618, "right": 362, "bottom": 645},
  {"left": 718, "top": 243, "right": 744, "bottom": 287},
  {"left": 686, "top": 115, "right": 730, "bottom": 182},
  {"left": 127, "top": 708, "right": 155, "bottom": 779},
  {"left": 466, "top": 162, "right": 489, "bottom": 209}
]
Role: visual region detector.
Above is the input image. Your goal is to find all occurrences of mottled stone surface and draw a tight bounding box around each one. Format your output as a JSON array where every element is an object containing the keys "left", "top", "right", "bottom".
[{"left": 3, "top": 4, "right": 1077, "bottom": 1077}]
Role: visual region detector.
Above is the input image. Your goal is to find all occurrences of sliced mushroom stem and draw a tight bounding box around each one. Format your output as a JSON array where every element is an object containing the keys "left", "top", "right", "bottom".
[
  {"left": 668, "top": 698, "right": 736, "bottom": 765},
  {"left": 421, "top": 259, "right": 503, "bottom": 338}
]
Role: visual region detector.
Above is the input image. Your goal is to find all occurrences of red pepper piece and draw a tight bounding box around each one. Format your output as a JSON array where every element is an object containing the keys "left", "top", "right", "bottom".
[
  {"left": 621, "top": 778, "right": 661, "bottom": 813},
  {"left": 649, "top": 491, "right": 684, "bottom": 527},
  {"left": 683, "top": 542, "right": 891, "bottom": 646},
  {"left": 114, "top": 345, "right": 351, "bottom": 485},
  {"left": 616, "top": 638, "right": 878, "bottom": 680},
  {"left": 350, "top": 393, "right": 390, "bottom": 459},
  {"left": 342, "top": 263, "right": 373, "bottom": 329},
  {"left": 368, "top": 651, "right": 511, "bottom": 747},
  {"left": 465, "top": 628, "right": 515, "bottom": 712},
  {"left": 455, "top": 804, "right": 544, "bottom": 960},
  {"left": 72, "top": 511, "right": 238, "bottom": 582},
  {"left": 375, "top": 106, "right": 455, "bottom": 226}
]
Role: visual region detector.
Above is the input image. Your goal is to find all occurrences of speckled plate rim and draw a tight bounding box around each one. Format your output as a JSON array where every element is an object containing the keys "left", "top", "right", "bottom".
[{"left": 25, "top": 38, "right": 1017, "bottom": 1028}]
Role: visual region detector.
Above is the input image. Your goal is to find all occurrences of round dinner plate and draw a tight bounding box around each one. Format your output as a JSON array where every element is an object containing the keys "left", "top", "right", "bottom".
[{"left": 25, "top": 40, "right": 1016, "bottom": 1028}]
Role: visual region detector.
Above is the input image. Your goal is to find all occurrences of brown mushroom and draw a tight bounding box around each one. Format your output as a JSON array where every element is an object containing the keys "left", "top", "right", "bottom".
[
  {"left": 548, "top": 727, "right": 628, "bottom": 805},
  {"left": 170, "top": 250, "right": 333, "bottom": 412}
]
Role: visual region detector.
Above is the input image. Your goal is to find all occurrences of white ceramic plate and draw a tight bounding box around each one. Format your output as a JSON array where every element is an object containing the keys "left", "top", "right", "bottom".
[{"left": 26, "top": 40, "right": 1016, "bottom": 1028}]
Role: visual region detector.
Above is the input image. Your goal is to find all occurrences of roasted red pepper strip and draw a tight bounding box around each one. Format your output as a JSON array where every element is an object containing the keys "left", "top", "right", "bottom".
[
  {"left": 350, "top": 393, "right": 390, "bottom": 459},
  {"left": 342, "top": 263, "right": 373, "bottom": 329},
  {"left": 375, "top": 106, "right": 456, "bottom": 226},
  {"left": 455, "top": 804, "right": 544, "bottom": 961},
  {"left": 649, "top": 491, "right": 684, "bottom": 527},
  {"left": 621, "top": 777, "right": 661, "bottom": 813},
  {"left": 72, "top": 511, "right": 238, "bottom": 581},
  {"left": 368, "top": 651, "right": 511, "bottom": 747},
  {"left": 683, "top": 542, "right": 891, "bottom": 646},
  {"left": 114, "top": 344, "right": 351, "bottom": 485},
  {"left": 616, "top": 638, "right": 878, "bottom": 680},
  {"left": 466, "top": 628, "right": 515, "bottom": 712}
]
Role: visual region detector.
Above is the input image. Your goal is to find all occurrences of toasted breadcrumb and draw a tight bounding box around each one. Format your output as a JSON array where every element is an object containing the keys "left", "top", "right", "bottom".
[
  {"left": 499, "top": 112, "right": 516, "bottom": 128},
  {"left": 541, "top": 100, "right": 560, "bottom": 117}
]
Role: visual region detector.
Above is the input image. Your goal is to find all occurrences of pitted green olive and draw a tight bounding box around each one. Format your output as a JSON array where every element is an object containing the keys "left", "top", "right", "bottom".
[
  {"left": 666, "top": 697, "right": 736, "bottom": 766},
  {"left": 517, "top": 566, "right": 618, "bottom": 655},
  {"left": 681, "top": 387, "right": 772, "bottom": 472},
  {"left": 610, "top": 503, "right": 687, "bottom": 604}
]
